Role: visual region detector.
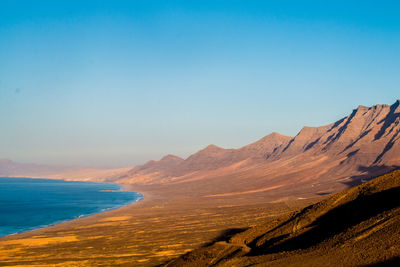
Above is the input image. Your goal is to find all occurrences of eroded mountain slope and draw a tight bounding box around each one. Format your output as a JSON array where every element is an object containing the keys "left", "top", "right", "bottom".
[{"left": 111, "top": 101, "right": 400, "bottom": 204}]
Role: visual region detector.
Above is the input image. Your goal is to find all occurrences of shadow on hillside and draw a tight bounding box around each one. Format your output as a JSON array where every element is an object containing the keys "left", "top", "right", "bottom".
[
  {"left": 202, "top": 227, "right": 248, "bottom": 247},
  {"left": 251, "top": 186, "right": 400, "bottom": 255},
  {"left": 343, "top": 165, "right": 400, "bottom": 187},
  {"left": 159, "top": 228, "right": 249, "bottom": 267},
  {"left": 315, "top": 192, "right": 331, "bottom": 196}
]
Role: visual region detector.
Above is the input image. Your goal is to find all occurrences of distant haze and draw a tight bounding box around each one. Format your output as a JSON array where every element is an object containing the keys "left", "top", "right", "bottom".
[{"left": 0, "top": 1, "right": 399, "bottom": 167}]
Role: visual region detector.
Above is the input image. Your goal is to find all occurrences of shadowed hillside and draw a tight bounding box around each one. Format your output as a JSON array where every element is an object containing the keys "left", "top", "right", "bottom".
[{"left": 165, "top": 169, "right": 400, "bottom": 266}]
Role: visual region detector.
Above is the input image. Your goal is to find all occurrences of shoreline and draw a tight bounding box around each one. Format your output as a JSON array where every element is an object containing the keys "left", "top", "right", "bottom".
[{"left": 0, "top": 177, "right": 144, "bottom": 239}]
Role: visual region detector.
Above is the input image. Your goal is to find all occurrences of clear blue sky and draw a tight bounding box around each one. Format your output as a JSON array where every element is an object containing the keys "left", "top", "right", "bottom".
[{"left": 1, "top": 0, "right": 399, "bottom": 167}]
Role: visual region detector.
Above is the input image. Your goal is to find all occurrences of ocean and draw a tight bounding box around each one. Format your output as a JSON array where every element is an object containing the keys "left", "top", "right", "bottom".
[{"left": 0, "top": 177, "right": 142, "bottom": 237}]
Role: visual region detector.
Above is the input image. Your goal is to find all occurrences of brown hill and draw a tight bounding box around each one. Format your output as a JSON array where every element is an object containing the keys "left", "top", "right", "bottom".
[
  {"left": 166, "top": 169, "right": 400, "bottom": 266},
  {"left": 112, "top": 132, "right": 292, "bottom": 184}
]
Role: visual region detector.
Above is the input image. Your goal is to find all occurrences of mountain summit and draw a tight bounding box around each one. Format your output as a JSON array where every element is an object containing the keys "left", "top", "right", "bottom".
[{"left": 268, "top": 100, "right": 400, "bottom": 165}]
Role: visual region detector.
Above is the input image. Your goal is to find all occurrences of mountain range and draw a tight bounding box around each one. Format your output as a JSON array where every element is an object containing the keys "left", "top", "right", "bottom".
[{"left": 105, "top": 100, "right": 400, "bottom": 202}]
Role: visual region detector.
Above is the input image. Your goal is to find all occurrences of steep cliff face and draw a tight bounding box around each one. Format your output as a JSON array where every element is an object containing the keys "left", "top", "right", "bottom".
[
  {"left": 268, "top": 101, "right": 400, "bottom": 166},
  {"left": 260, "top": 101, "right": 400, "bottom": 185}
]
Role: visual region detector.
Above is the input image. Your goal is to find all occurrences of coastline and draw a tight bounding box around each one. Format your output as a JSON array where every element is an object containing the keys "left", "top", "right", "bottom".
[{"left": 0, "top": 177, "right": 144, "bottom": 238}]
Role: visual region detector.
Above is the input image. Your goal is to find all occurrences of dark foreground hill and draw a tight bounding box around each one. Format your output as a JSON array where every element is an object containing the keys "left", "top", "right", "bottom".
[{"left": 165, "top": 169, "right": 400, "bottom": 267}]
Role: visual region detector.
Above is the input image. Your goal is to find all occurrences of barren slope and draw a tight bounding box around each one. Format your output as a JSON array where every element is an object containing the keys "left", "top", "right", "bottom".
[{"left": 166, "top": 169, "right": 400, "bottom": 267}]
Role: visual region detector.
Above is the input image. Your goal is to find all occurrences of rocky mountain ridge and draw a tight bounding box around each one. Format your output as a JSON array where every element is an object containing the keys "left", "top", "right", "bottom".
[{"left": 114, "top": 100, "right": 400, "bottom": 189}]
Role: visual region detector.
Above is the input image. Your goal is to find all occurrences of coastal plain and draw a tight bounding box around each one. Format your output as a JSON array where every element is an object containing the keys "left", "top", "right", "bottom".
[{"left": 0, "top": 185, "right": 317, "bottom": 266}]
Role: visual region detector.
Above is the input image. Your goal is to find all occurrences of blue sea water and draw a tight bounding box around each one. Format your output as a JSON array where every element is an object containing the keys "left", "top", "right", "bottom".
[{"left": 0, "top": 177, "right": 143, "bottom": 237}]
